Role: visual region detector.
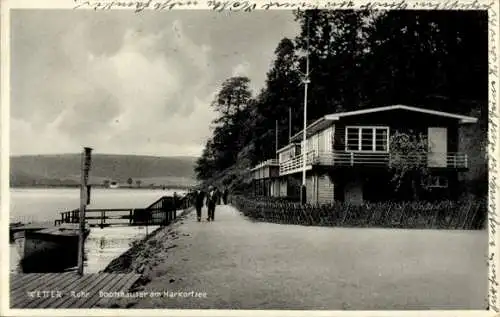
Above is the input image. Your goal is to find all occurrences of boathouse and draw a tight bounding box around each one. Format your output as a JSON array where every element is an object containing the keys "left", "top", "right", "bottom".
[{"left": 251, "top": 105, "right": 478, "bottom": 204}]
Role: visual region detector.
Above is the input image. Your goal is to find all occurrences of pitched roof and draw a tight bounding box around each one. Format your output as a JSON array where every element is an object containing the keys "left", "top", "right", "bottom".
[
  {"left": 289, "top": 104, "right": 478, "bottom": 142},
  {"left": 325, "top": 104, "right": 478, "bottom": 123}
]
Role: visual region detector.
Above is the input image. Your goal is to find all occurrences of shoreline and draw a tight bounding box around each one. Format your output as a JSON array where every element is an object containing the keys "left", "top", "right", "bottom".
[{"left": 101, "top": 207, "right": 194, "bottom": 289}]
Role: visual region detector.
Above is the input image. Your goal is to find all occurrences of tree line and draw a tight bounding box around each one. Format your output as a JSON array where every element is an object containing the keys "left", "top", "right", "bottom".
[{"left": 194, "top": 10, "right": 488, "bottom": 196}]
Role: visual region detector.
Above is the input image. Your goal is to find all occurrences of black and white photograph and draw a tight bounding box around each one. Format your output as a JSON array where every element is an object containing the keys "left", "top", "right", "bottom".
[{"left": 2, "top": 0, "right": 499, "bottom": 314}]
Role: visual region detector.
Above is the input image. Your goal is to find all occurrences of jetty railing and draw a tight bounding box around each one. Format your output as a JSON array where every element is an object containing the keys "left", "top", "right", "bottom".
[{"left": 55, "top": 195, "right": 188, "bottom": 227}]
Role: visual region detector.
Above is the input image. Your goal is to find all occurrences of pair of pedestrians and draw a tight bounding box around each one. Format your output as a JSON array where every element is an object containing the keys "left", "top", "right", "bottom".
[{"left": 194, "top": 186, "right": 218, "bottom": 222}]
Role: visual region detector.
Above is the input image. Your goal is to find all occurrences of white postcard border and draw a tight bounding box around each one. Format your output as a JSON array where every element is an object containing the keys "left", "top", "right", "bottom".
[{"left": 1, "top": 0, "right": 498, "bottom": 316}]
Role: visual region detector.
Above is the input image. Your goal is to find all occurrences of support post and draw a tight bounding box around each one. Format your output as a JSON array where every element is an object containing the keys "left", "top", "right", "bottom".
[{"left": 78, "top": 147, "right": 92, "bottom": 276}]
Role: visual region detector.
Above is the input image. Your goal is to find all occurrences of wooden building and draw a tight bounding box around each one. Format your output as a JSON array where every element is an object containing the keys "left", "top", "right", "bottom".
[
  {"left": 251, "top": 105, "right": 478, "bottom": 204},
  {"left": 250, "top": 159, "right": 280, "bottom": 197}
]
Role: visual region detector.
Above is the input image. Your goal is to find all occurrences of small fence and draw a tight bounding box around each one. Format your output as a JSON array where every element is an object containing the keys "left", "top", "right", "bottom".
[
  {"left": 232, "top": 195, "right": 486, "bottom": 230},
  {"left": 55, "top": 195, "right": 190, "bottom": 227}
]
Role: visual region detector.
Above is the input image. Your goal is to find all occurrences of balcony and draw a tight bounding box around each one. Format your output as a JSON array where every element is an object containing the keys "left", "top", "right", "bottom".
[
  {"left": 251, "top": 159, "right": 279, "bottom": 171},
  {"left": 251, "top": 159, "right": 280, "bottom": 180},
  {"left": 279, "top": 151, "right": 469, "bottom": 176},
  {"left": 279, "top": 151, "right": 316, "bottom": 175}
]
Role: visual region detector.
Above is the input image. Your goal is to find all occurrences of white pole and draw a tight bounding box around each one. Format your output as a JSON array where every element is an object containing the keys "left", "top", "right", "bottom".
[
  {"left": 301, "top": 17, "right": 310, "bottom": 205},
  {"left": 276, "top": 120, "right": 279, "bottom": 160}
]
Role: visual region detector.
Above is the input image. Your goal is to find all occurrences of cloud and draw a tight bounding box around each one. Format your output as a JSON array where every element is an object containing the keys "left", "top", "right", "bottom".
[
  {"left": 10, "top": 10, "right": 300, "bottom": 157},
  {"left": 11, "top": 15, "right": 216, "bottom": 156},
  {"left": 10, "top": 117, "right": 76, "bottom": 154},
  {"left": 232, "top": 61, "right": 251, "bottom": 77}
]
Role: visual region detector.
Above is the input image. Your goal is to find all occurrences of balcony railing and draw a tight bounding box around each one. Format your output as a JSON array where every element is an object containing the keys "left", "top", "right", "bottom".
[
  {"left": 279, "top": 151, "right": 316, "bottom": 175},
  {"left": 279, "top": 151, "right": 469, "bottom": 175},
  {"left": 251, "top": 159, "right": 279, "bottom": 171}
]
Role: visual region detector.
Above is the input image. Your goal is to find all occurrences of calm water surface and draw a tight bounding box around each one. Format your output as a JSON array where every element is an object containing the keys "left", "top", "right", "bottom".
[{"left": 9, "top": 188, "right": 185, "bottom": 273}]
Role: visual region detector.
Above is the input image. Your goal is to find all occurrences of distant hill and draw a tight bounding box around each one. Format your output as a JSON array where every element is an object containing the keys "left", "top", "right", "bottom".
[{"left": 10, "top": 154, "right": 198, "bottom": 188}]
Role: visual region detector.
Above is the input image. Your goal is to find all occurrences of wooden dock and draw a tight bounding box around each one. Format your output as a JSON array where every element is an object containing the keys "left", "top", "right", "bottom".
[
  {"left": 10, "top": 272, "right": 141, "bottom": 308},
  {"left": 10, "top": 224, "right": 50, "bottom": 242},
  {"left": 54, "top": 195, "right": 188, "bottom": 227}
]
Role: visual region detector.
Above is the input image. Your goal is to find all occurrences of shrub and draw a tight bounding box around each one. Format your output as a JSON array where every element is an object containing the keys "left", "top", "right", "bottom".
[{"left": 232, "top": 195, "right": 486, "bottom": 230}]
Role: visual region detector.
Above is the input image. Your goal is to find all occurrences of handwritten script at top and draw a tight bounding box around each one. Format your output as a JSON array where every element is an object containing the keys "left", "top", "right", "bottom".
[
  {"left": 488, "top": 7, "right": 499, "bottom": 313},
  {"left": 73, "top": 0, "right": 496, "bottom": 11},
  {"left": 73, "top": 0, "right": 199, "bottom": 11}
]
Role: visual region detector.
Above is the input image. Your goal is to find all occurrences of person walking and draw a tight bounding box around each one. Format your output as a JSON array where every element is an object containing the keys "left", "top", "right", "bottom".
[
  {"left": 222, "top": 187, "right": 229, "bottom": 205},
  {"left": 195, "top": 189, "right": 205, "bottom": 222},
  {"left": 216, "top": 187, "right": 222, "bottom": 205},
  {"left": 206, "top": 186, "right": 217, "bottom": 222}
]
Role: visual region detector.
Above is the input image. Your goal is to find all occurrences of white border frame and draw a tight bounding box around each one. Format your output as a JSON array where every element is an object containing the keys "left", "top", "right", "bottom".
[{"left": 1, "top": 1, "right": 498, "bottom": 317}]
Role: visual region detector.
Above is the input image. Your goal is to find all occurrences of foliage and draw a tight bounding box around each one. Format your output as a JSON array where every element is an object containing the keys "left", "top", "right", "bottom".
[
  {"left": 127, "top": 177, "right": 133, "bottom": 186},
  {"left": 294, "top": 10, "right": 372, "bottom": 113},
  {"left": 389, "top": 131, "right": 430, "bottom": 199},
  {"left": 253, "top": 38, "right": 303, "bottom": 161},
  {"left": 232, "top": 195, "right": 486, "bottom": 230},
  {"left": 195, "top": 76, "right": 253, "bottom": 180},
  {"left": 194, "top": 140, "right": 217, "bottom": 180}
]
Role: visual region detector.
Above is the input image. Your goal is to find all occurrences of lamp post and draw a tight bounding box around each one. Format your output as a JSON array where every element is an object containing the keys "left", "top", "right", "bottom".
[
  {"left": 276, "top": 119, "right": 279, "bottom": 160},
  {"left": 300, "top": 17, "right": 311, "bottom": 205}
]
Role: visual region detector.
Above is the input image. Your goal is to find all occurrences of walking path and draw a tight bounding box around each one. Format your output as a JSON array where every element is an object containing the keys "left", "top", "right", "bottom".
[{"left": 105, "top": 204, "right": 487, "bottom": 310}]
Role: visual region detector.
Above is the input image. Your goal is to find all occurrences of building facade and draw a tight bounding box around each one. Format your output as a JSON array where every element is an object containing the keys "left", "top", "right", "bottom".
[
  {"left": 251, "top": 105, "right": 478, "bottom": 204},
  {"left": 250, "top": 159, "right": 280, "bottom": 197}
]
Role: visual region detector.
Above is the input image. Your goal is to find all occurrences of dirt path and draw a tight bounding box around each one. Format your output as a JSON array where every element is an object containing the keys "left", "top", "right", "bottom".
[{"left": 104, "top": 204, "right": 487, "bottom": 310}]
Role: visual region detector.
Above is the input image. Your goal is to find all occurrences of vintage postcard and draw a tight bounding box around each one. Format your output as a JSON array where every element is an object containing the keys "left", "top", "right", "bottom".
[{"left": 1, "top": 0, "right": 499, "bottom": 316}]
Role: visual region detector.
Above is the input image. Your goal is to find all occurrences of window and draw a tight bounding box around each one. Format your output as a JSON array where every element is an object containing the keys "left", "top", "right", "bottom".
[
  {"left": 345, "top": 126, "right": 389, "bottom": 152},
  {"left": 375, "top": 129, "right": 388, "bottom": 151},
  {"left": 361, "top": 129, "right": 372, "bottom": 151},
  {"left": 346, "top": 128, "right": 358, "bottom": 151}
]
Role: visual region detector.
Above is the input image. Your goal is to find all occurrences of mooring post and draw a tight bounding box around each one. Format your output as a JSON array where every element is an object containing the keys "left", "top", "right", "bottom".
[{"left": 78, "top": 147, "right": 92, "bottom": 276}]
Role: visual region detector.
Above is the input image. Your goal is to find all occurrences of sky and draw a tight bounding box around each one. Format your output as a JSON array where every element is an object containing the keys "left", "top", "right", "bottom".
[{"left": 10, "top": 10, "right": 300, "bottom": 157}]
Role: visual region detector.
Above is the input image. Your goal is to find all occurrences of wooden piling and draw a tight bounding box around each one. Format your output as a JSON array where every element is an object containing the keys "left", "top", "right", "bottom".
[{"left": 78, "top": 147, "right": 92, "bottom": 276}]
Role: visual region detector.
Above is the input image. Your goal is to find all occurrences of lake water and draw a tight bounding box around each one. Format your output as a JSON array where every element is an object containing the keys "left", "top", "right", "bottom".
[{"left": 9, "top": 188, "right": 186, "bottom": 274}]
